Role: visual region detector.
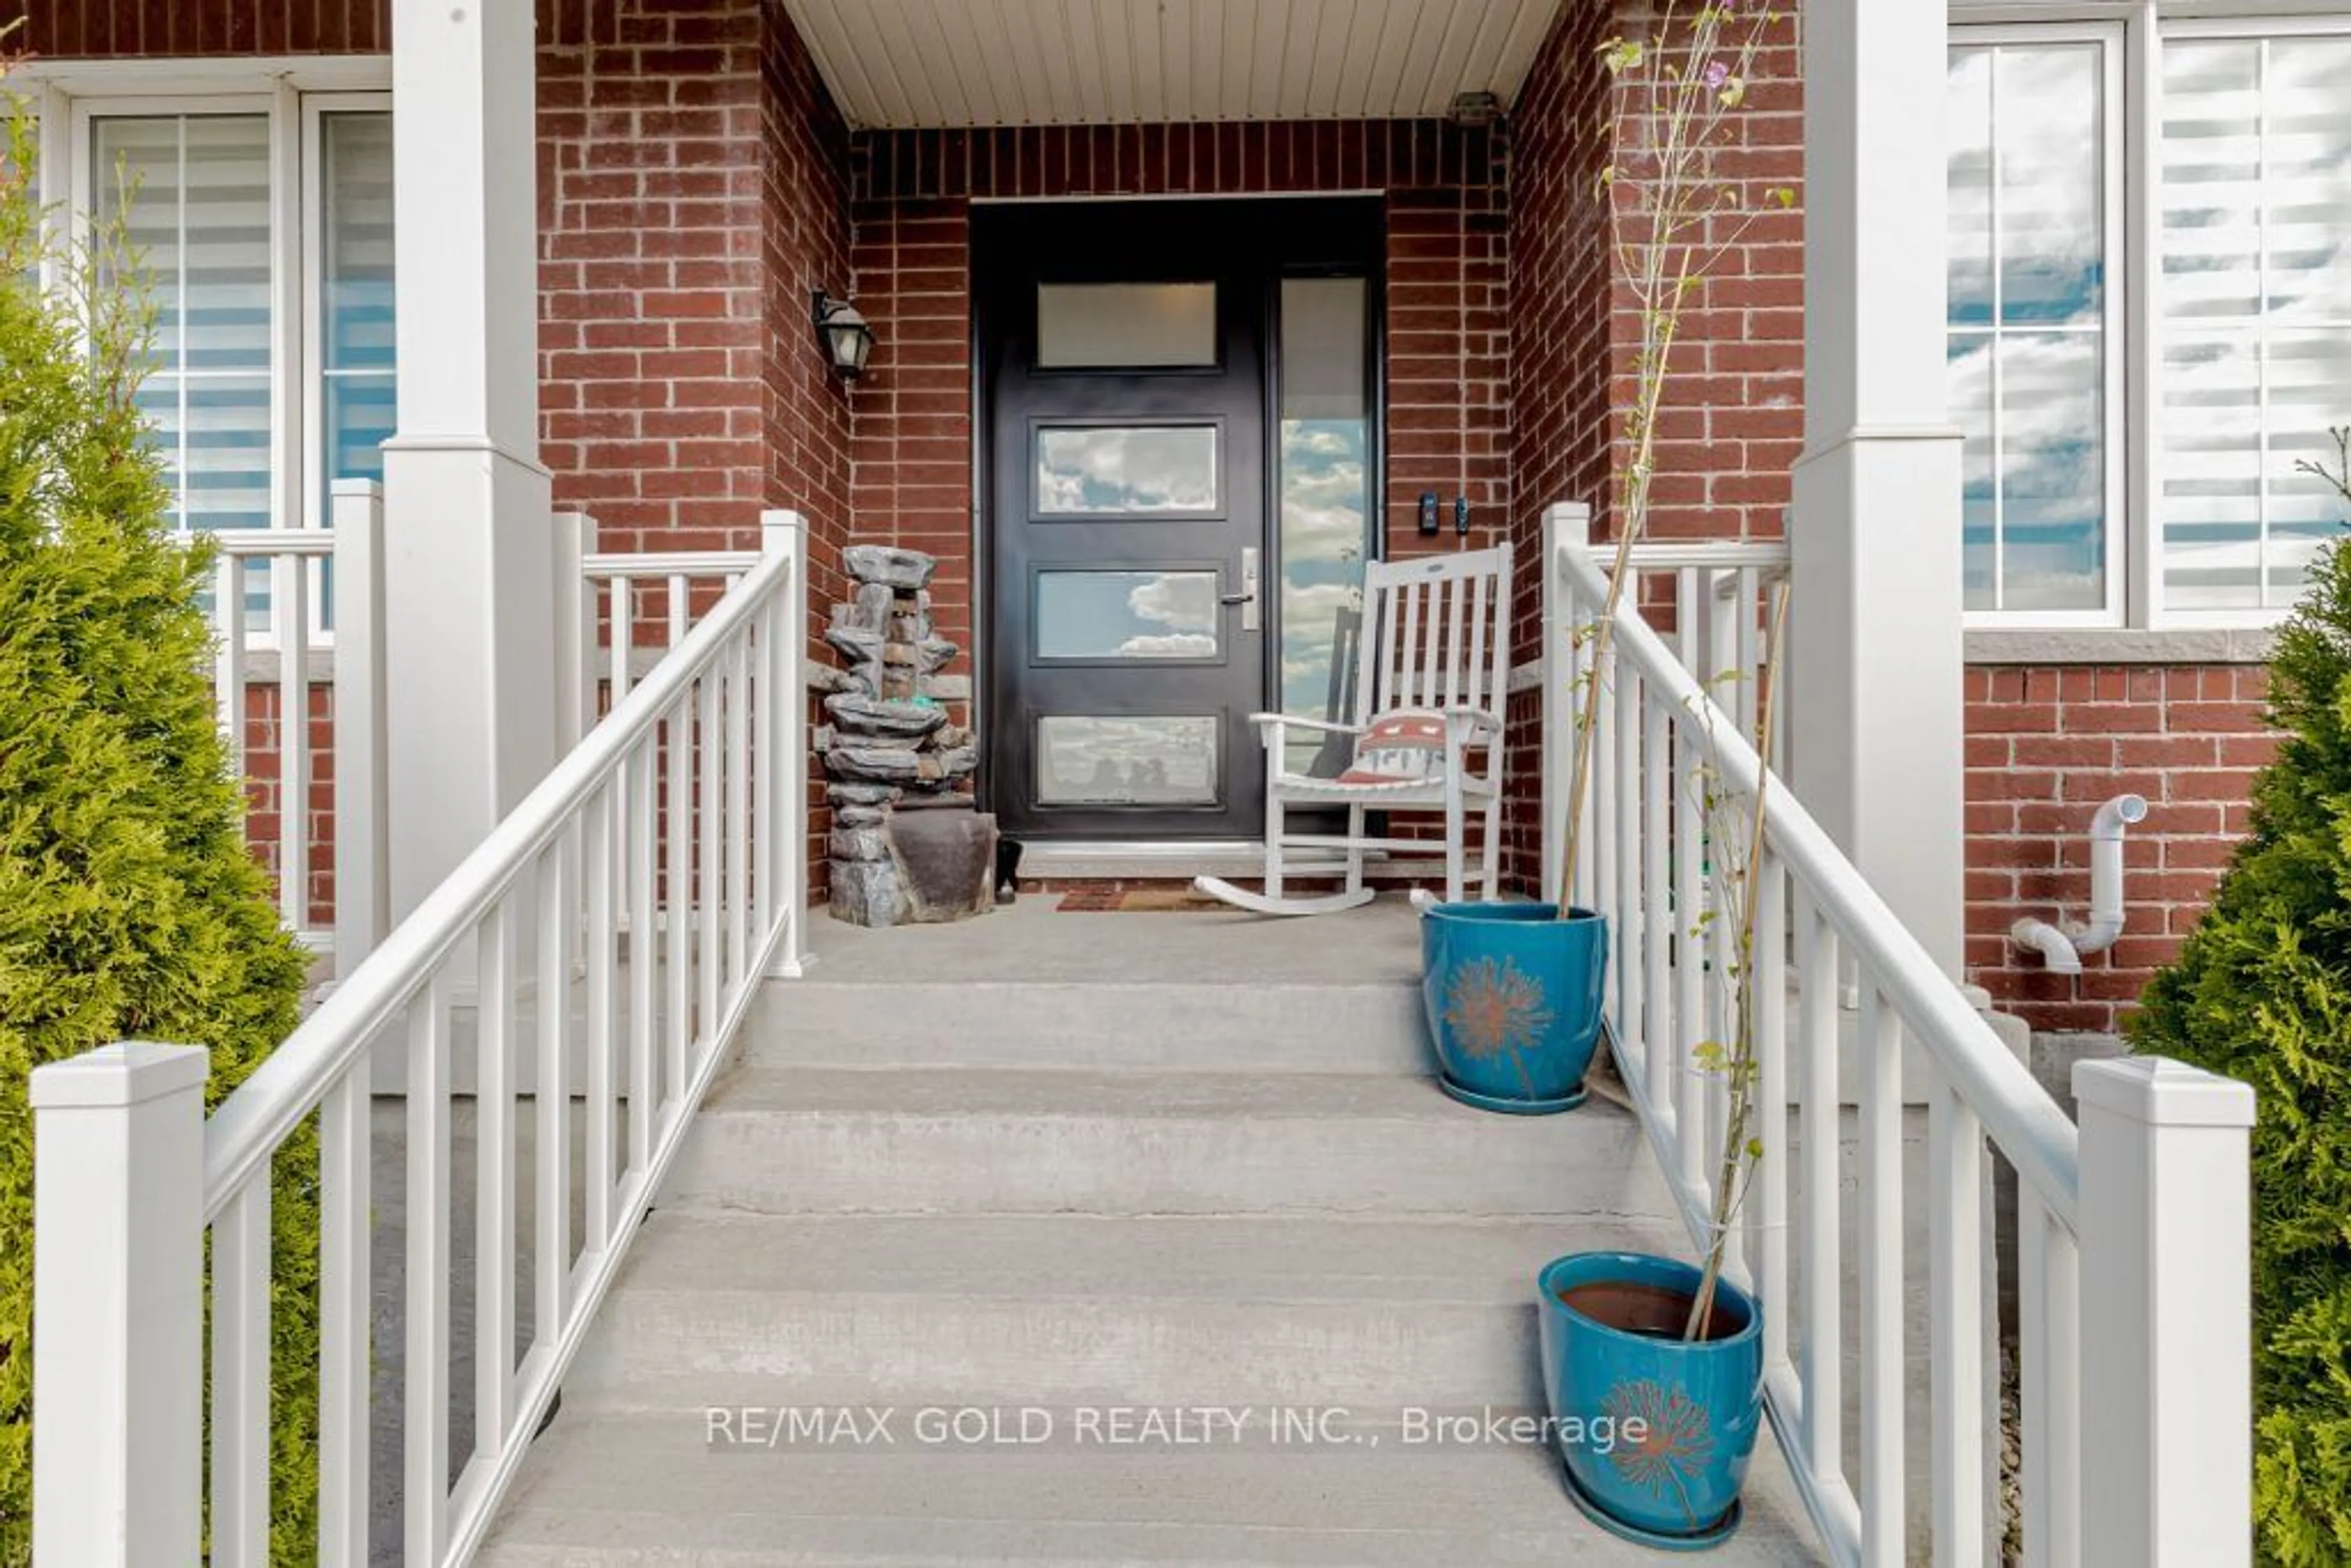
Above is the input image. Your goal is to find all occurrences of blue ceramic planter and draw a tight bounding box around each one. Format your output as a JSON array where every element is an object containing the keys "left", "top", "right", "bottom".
[
  {"left": 1538, "top": 1251, "right": 1764, "bottom": 1550},
  {"left": 1419, "top": 901, "right": 1606, "bottom": 1114}
]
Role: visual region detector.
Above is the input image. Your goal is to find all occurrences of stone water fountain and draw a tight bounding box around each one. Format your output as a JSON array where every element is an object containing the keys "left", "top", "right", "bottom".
[{"left": 817, "top": 544, "right": 998, "bottom": 926}]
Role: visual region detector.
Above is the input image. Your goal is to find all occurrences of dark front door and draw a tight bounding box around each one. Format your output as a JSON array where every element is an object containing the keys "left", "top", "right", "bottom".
[{"left": 977, "top": 198, "right": 1379, "bottom": 841}]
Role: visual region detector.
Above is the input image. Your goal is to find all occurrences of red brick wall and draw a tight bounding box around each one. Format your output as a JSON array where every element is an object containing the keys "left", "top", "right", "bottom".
[
  {"left": 18, "top": 0, "right": 385, "bottom": 54},
  {"left": 537, "top": 0, "right": 850, "bottom": 557},
  {"left": 844, "top": 121, "right": 1512, "bottom": 659},
  {"left": 1503, "top": 0, "right": 1616, "bottom": 891},
  {"left": 1967, "top": 664, "right": 2273, "bottom": 1032}
]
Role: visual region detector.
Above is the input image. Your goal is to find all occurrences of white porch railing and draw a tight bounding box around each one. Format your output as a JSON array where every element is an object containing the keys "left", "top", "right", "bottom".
[
  {"left": 1543, "top": 501, "right": 2255, "bottom": 1567},
  {"left": 554, "top": 514, "right": 762, "bottom": 752},
  {"left": 206, "top": 481, "right": 391, "bottom": 974},
  {"left": 29, "top": 511, "right": 811, "bottom": 1567}
]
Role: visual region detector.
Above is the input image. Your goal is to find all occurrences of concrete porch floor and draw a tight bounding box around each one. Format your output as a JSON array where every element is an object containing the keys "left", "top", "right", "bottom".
[{"left": 803, "top": 888, "right": 1428, "bottom": 985}]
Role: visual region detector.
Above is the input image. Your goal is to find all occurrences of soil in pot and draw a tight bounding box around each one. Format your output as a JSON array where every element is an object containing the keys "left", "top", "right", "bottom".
[{"left": 1556, "top": 1280, "right": 1747, "bottom": 1344}]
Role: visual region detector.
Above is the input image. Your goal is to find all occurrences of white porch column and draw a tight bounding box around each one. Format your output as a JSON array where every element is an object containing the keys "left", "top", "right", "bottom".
[
  {"left": 1788, "top": 0, "right": 1968, "bottom": 975},
  {"left": 383, "top": 0, "right": 555, "bottom": 920}
]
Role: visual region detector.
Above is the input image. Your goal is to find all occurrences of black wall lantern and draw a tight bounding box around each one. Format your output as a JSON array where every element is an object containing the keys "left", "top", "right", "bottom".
[{"left": 812, "top": 289, "right": 874, "bottom": 379}]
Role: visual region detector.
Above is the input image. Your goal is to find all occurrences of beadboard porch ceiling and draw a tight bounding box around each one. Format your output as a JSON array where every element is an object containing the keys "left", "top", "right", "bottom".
[{"left": 778, "top": 0, "right": 1564, "bottom": 129}]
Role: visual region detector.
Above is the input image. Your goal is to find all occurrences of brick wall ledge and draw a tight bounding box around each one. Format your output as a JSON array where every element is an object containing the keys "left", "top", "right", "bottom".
[{"left": 1964, "top": 626, "right": 2278, "bottom": 667}]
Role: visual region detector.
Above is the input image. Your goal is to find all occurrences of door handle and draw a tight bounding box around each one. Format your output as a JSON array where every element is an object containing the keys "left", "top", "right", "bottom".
[{"left": 1220, "top": 547, "right": 1261, "bottom": 631}]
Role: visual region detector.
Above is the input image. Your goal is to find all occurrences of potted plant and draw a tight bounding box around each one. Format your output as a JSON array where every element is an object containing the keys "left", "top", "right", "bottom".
[
  {"left": 1540, "top": 579, "right": 1788, "bottom": 1548},
  {"left": 1422, "top": 0, "right": 1793, "bottom": 1115}
]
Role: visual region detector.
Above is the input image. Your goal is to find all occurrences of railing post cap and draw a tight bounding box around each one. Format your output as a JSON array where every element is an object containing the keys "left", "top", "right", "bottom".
[
  {"left": 760, "top": 509, "right": 808, "bottom": 535},
  {"left": 29, "top": 1041, "right": 209, "bottom": 1109},
  {"left": 328, "top": 476, "right": 382, "bottom": 500},
  {"left": 1543, "top": 501, "right": 1593, "bottom": 544},
  {"left": 2073, "top": 1054, "right": 2255, "bottom": 1129}
]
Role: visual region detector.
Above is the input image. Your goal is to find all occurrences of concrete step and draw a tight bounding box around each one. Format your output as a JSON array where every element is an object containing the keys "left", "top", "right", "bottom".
[
  {"left": 746, "top": 977, "right": 1431, "bottom": 1074},
  {"left": 478, "top": 1411, "right": 1826, "bottom": 1566},
  {"left": 564, "top": 1210, "right": 1690, "bottom": 1414},
  {"left": 660, "top": 1067, "right": 1671, "bottom": 1218}
]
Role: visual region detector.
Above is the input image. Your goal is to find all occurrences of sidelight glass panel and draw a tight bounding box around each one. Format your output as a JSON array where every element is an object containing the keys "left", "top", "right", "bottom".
[
  {"left": 1277, "top": 277, "right": 1372, "bottom": 776},
  {"left": 1035, "top": 424, "right": 1220, "bottom": 515},
  {"left": 1944, "top": 42, "right": 2111, "bottom": 615},
  {"left": 1035, "top": 570, "right": 1221, "bottom": 661},
  {"left": 1036, "top": 716, "right": 1220, "bottom": 806},
  {"left": 1036, "top": 282, "right": 1217, "bottom": 367},
  {"left": 319, "top": 112, "right": 396, "bottom": 523}
]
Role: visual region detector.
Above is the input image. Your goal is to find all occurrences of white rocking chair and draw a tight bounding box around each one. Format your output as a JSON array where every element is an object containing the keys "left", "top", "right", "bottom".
[{"left": 1196, "top": 544, "right": 1513, "bottom": 915}]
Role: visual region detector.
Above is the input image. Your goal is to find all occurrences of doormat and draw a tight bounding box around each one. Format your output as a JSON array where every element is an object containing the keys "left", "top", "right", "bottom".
[{"left": 1054, "top": 888, "right": 1232, "bottom": 912}]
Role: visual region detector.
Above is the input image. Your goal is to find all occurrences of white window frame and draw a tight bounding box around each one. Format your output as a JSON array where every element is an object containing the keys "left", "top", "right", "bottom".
[{"left": 1953, "top": 3, "right": 2351, "bottom": 632}]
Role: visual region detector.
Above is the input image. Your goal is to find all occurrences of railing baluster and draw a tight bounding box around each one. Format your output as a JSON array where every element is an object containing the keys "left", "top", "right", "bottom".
[
  {"left": 1754, "top": 849, "right": 1788, "bottom": 1373},
  {"left": 772, "top": 519, "right": 810, "bottom": 978},
  {"left": 1613, "top": 658, "right": 1641, "bottom": 1053},
  {"left": 2021, "top": 1194, "right": 2082, "bottom": 1568},
  {"left": 1736, "top": 564, "right": 1761, "bottom": 738},
  {"left": 318, "top": 1054, "right": 371, "bottom": 1566},
  {"left": 628, "top": 738, "right": 658, "bottom": 1174},
  {"left": 666, "top": 572, "right": 691, "bottom": 657},
  {"left": 1857, "top": 980, "right": 1905, "bottom": 1566},
  {"left": 405, "top": 972, "right": 451, "bottom": 1565},
  {"left": 216, "top": 550, "right": 249, "bottom": 784},
  {"left": 535, "top": 836, "right": 571, "bottom": 1346},
  {"left": 210, "top": 1176, "right": 271, "bottom": 1568},
  {"left": 585, "top": 782, "right": 617, "bottom": 1250},
  {"left": 665, "top": 685, "right": 693, "bottom": 1123},
  {"left": 1592, "top": 629, "right": 1618, "bottom": 937},
  {"left": 1671, "top": 704, "right": 1706, "bottom": 1196},
  {"left": 1929, "top": 1079, "right": 1987, "bottom": 1567},
  {"left": 725, "top": 632, "right": 751, "bottom": 999},
  {"left": 697, "top": 664, "right": 722, "bottom": 1052},
  {"left": 610, "top": 577, "right": 632, "bottom": 709},
  {"left": 474, "top": 902, "right": 517, "bottom": 1459},
  {"left": 274, "top": 551, "right": 312, "bottom": 933},
  {"left": 1643, "top": 684, "right": 1671, "bottom": 1117},
  {"left": 1796, "top": 889, "right": 1841, "bottom": 1483},
  {"left": 751, "top": 601, "right": 775, "bottom": 943}
]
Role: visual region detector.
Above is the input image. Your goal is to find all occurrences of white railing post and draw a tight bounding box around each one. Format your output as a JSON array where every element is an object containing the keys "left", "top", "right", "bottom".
[
  {"left": 29, "top": 1043, "right": 209, "bottom": 1568},
  {"left": 762, "top": 510, "right": 811, "bottom": 977},
  {"left": 1540, "top": 501, "right": 1589, "bottom": 908},
  {"left": 332, "top": 479, "right": 389, "bottom": 982},
  {"left": 553, "top": 511, "right": 597, "bottom": 752},
  {"left": 2074, "top": 1056, "right": 2256, "bottom": 1568}
]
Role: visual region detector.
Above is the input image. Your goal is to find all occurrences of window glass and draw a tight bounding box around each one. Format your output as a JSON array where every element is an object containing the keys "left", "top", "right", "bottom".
[
  {"left": 1945, "top": 43, "right": 2110, "bottom": 615},
  {"left": 1035, "top": 570, "right": 1221, "bottom": 661},
  {"left": 1277, "top": 276, "right": 1371, "bottom": 776},
  {"left": 320, "top": 111, "right": 396, "bottom": 522},
  {"left": 1035, "top": 716, "right": 1220, "bottom": 806},
  {"left": 2161, "top": 36, "right": 2351, "bottom": 610},
  {"left": 1036, "top": 282, "right": 1215, "bottom": 367},
  {"left": 97, "top": 114, "right": 274, "bottom": 536},
  {"left": 1034, "top": 424, "right": 1220, "bottom": 515}
]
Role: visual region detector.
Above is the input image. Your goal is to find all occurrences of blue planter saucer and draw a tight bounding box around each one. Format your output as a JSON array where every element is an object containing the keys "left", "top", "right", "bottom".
[
  {"left": 1439, "top": 1075, "right": 1587, "bottom": 1116},
  {"left": 1558, "top": 1449, "right": 1744, "bottom": 1552}
]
